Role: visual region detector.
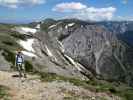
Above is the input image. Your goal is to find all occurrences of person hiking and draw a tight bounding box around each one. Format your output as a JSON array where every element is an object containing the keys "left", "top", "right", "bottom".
[{"left": 15, "top": 51, "right": 27, "bottom": 78}]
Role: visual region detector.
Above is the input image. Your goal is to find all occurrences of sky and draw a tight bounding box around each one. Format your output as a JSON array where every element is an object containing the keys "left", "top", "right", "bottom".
[{"left": 0, "top": 0, "right": 132, "bottom": 23}]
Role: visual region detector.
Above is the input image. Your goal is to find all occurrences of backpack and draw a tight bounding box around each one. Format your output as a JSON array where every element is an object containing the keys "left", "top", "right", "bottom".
[{"left": 16, "top": 54, "right": 23, "bottom": 64}]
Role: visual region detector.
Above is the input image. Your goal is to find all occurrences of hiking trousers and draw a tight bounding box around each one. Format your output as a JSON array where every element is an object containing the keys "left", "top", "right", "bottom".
[{"left": 17, "top": 63, "right": 26, "bottom": 78}]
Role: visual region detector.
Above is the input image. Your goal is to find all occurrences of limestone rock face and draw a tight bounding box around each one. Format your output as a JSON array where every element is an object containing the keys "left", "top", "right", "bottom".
[
  {"left": 31, "top": 31, "right": 88, "bottom": 80},
  {"left": 42, "top": 20, "right": 133, "bottom": 85},
  {"left": 48, "top": 24, "right": 123, "bottom": 78}
]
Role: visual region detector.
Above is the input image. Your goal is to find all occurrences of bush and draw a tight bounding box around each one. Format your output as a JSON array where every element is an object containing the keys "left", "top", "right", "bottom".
[
  {"left": 25, "top": 60, "right": 33, "bottom": 72},
  {"left": 124, "top": 92, "right": 133, "bottom": 100},
  {"left": 2, "top": 41, "right": 14, "bottom": 46},
  {"left": 2, "top": 49, "right": 15, "bottom": 65},
  {"left": 10, "top": 33, "right": 27, "bottom": 40}
]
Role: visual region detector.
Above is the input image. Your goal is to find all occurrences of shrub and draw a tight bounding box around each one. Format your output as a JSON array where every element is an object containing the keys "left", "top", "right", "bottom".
[
  {"left": 10, "top": 33, "right": 27, "bottom": 40},
  {"left": 2, "top": 49, "right": 15, "bottom": 65},
  {"left": 24, "top": 60, "right": 33, "bottom": 72}
]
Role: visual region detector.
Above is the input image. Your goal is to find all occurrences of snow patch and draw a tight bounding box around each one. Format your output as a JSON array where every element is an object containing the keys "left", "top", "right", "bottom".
[
  {"left": 64, "top": 55, "right": 82, "bottom": 71},
  {"left": 20, "top": 27, "right": 37, "bottom": 34},
  {"left": 65, "top": 25, "right": 68, "bottom": 29},
  {"left": 64, "top": 55, "right": 75, "bottom": 65},
  {"left": 106, "top": 41, "right": 110, "bottom": 46},
  {"left": 36, "top": 24, "right": 40, "bottom": 29},
  {"left": 49, "top": 22, "right": 63, "bottom": 29},
  {"left": 22, "top": 51, "right": 37, "bottom": 57},
  {"left": 68, "top": 23, "right": 75, "bottom": 27},
  {"left": 44, "top": 45, "right": 53, "bottom": 57},
  {"left": 57, "top": 40, "right": 65, "bottom": 53},
  {"left": 65, "top": 23, "right": 75, "bottom": 29},
  {"left": 44, "top": 45, "right": 58, "bottom": 62},
  {"left": 14, "top": 27, "right": 37, "bottom": 35},
  {"left": 49, "top": 24, "right": 57, "bottom": 29},
  {"left": 19, "top": 39, "right": 35, "bottom": 52}
]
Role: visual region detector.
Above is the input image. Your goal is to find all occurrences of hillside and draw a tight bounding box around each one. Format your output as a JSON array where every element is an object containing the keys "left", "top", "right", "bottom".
[
  {"left": 0, "top": 71, "right": 123, "bottom": 100},
  {"left": 0, "top": 19, "right": 133, "bottom": 100}
]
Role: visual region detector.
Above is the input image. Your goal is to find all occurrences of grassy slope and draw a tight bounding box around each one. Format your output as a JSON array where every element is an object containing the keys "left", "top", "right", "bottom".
[
  {"left": 0, "top": 85, "right": 10, "bottom": 100},
  {"left": 36, "top": 72, "right": 133, "bottom": 100},
  {"left": 0, "top": 23, "right": 22, "bottom": 50},
  {"left": 0, "top": 23, "right": 33, "bottom": 70},
  {"left": 0, "top": 24, "right": 22, "bottom": 66}
]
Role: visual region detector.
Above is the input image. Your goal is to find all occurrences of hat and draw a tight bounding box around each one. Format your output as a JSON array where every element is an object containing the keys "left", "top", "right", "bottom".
[{"left": 16, "top": 48, "right": 24, "bottom": 52}]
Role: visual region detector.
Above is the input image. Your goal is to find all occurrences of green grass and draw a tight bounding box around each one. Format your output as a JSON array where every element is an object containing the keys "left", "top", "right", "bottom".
[
  {"left": 1, "top": 49, "right": 16, "bottom": 65},
  {"left": 0, "top": 34, "right": 22, "bottom": 52},
  {"left": 0, "top": 23, "right": 15, "bottom": 31},
  {"left": 0, "top": 23, "right": 25, "bottom": 68},
  {"left": 0, "top": 23, "right": 25, "bottom": 49},
  {"left": 36, "top": 72, "right": 133, "bottom": 100},
  {"left": 25, "top": 60, "right": 34, "bottom": 72},
  {"left": 10, "top": 31, "right": 27, "bottom": 40},
  {"left": 0, "top": 85, "right": 11, "bottom": 100}
]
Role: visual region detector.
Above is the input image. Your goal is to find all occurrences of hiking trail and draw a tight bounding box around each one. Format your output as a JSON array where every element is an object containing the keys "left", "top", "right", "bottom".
[{"left": 0, "top": 71, "right": 121, "bottom": 100}]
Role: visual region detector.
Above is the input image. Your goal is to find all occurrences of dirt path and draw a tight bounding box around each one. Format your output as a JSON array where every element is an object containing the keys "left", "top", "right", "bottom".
[{"left": 0, "top": 71, "right": 121, "bottom": 100}]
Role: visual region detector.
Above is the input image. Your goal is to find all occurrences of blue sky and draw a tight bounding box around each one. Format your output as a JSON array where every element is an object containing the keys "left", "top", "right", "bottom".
[{"left": 0, "top": 0, "right": 132, "bottom": 23}]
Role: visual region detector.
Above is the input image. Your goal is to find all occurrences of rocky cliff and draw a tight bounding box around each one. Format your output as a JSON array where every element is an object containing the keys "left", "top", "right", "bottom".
[
  {"left": 0, "top": 19, "right": 133, "bottom": 86},
  {"left": 35, "top": 19, "right": 133, "bottom": 85}
]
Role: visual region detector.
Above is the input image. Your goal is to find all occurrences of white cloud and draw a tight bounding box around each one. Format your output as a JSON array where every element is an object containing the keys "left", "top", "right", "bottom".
[
  {"left": 53, "top": 2, "right": 116, "bottom": 21},
  {"left": 53, "top": 2, "right": 87, "bottom": 12},
  {"left": 72, "top": 7, "right": 116, "bottom": 21},
  {"left": 0, "top": 0, "right": 45, "bottom": 8}
]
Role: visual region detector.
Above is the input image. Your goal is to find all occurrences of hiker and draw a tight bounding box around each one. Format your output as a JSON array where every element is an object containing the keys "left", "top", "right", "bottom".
[{"left": 15, "top": 51, "right": 27, "bottom": 78}]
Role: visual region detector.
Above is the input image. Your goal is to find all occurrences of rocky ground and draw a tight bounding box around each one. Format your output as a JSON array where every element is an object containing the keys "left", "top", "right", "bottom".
[{"left": 0, "top": 71, "right": 121, "bottom": 100}]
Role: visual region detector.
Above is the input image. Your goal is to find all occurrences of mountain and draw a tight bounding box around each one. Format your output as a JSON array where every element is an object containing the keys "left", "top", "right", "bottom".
[
  {"left": 33, "top": 19, "right": 133, "bottom": 86},
  {"left": 0, "top": 19, "right": 133, "bottom": 87},
  {"left": 97, "top": 21, "right": 133, "bottom": 34}
]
